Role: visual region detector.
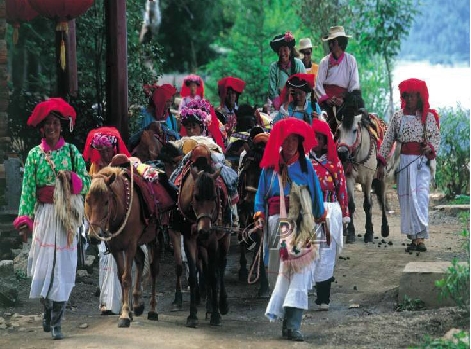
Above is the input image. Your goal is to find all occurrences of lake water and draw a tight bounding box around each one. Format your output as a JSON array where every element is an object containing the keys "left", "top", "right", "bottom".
[{"left": 393, "top": 60, "right": 471, "bottom": 110}]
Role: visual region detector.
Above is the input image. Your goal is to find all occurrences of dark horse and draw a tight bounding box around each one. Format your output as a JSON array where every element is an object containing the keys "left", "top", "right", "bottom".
[
  {"left": 176, "top": 145, "right": 231, "bottom": 327},
  {"left": 335, "top": 94, "right": 389, "bottom": 243},
  {"left": 236, "top": 131, "right": 270, "bottom": 297}
]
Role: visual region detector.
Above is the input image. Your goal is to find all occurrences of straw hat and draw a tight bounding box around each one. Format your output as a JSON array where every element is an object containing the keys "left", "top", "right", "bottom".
[
  {"left": 322, "top": 26, "right": 352, "bottom": 41},
  {"left": 298, "top": 38, "right": 312, "bottom": 51}
]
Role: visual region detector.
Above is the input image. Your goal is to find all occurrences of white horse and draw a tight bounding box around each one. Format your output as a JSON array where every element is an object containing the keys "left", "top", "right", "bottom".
[{"left": 336, "top": 110, "right": 390, "bottom": 243}]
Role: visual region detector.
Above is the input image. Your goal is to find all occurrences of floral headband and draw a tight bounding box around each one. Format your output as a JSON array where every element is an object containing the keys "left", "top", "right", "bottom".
[
  {"left": 91, "top": 133, "right": 117, "bottom": 149},
  {"left": 185, "top": 98, "right": 212, "bottom": 114},
  {"left": 284, "top": 31, "right": 294, "bottom": 42},
  {"left": 180, "top": 107, "right": 211, "bottom": 128}
]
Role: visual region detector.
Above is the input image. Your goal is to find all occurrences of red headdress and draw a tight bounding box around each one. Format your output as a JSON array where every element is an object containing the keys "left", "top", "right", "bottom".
[
  {"left": 181, "top": 74, "right": 204, "bottom": 98},
  {"left": 152, "top": 84, "right": 177, "bottom": 121},
  {"left": 260, "top": 118, "right": 316, "bottom": 172},
  {"left": 312, "top": 118, "right": 338, "bottom": 163},
  {"left": 398, "top": 78, "right": 439, "bottom": 127},
  {"left": 279, "top": 73, "right": 315, "bottom": 106},
  {"left": 83, "top": 126, "right": 130, "bottom": 165},
  {"left": 218, "top": 76, "right": 246, "bottom": 107},
  {"left": 27, "top": 98, "right": 76, "bottom": 131}
]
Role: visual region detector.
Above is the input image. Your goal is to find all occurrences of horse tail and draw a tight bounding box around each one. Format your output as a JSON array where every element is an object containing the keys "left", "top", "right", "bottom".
[{"left": 141, "top": 245, "right": 151, "bottom": 286}]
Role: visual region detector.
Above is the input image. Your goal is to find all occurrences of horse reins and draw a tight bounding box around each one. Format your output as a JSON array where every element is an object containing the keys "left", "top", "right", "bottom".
[
  {"left": 87, "top": 165, "right": 135, "bottom": 241},
  {"left": 337, "top": 124, "right": 376, "bottom": 172}
]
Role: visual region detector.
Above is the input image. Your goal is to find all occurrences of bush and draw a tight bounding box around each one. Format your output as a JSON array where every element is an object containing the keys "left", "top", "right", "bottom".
[
  {"left": 435, "top": 106, "right": 470, "bottom": 197},
  {"left": 415, "top": 331, "right": 470, "bottom": 349},
  {"left": 435, "top": 212, "right": 470, "bottom": 312}
]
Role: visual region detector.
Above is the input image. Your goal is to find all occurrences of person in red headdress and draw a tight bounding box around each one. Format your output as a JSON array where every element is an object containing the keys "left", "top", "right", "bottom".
[
  {"left": 83, "top": 127, "right": 131, "bottom": 315},
  {"left": 215, "top": 76, "right": 246, "bottom": 138},
  {"left": 178, "top": 74, "right": 204, "bottom": 112},
  {"left": 309, "top": 118, "right": 349, "bottom": 311},
  {"left": 129, "top": 83, "right": 180, "bottom": 150},
  {"left": 13, "top": 98, "right": 91, "bottom": 340},
  {"left": 273, "top": 73, "right": 322, "bottom": 125},
  {"left": 253, "top": 118, "right": 326, "bottom": 341},
  {"left": 377, "top": 78, "right": 440, "bottom": 253}
]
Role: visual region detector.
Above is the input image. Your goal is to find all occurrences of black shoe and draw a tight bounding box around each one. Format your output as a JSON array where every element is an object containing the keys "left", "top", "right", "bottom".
[
  {"left": 51, "top": 326, "right": 63, "bottom": 340},
  {"left": 290, "top": 330, "right": 304, "bottom": 342},
  {"left": 416, "top": 242, "right": 427, "bottom": 252},
  {"left": 42, "top": 311, "right": 51, "bottom": 332},
  {"left": 406, "top": 242, "right": 417, "bottom": 252}
]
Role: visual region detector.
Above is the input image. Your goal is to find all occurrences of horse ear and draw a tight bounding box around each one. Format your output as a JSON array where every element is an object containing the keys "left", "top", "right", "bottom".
[
  {"left": 105, "top": 173, "right": 117, "bottom": 186},
  {"left": 190, "top": 166, "right": 204, "bottom": 179},
  {"left": 211, "top": 167, "right": 222, "bottom": 180}
]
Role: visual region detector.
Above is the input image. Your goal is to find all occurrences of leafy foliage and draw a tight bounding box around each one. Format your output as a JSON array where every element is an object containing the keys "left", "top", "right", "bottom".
[
  {"left": 435, "top": 211, "right": 470, "bottom": 312},
  {"left": 396, "top": 295, "right": 425, "bottom": 312},
  {"left": 435, "top": 106, "right": 470, "bottom": 197},
  {"left": 414, "top": 331, "right": 470, "bottom": 349}
]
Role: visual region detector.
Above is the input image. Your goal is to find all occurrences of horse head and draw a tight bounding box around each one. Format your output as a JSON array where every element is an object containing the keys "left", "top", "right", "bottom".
[
  {"left": 190, "top": 158, "right": 221, "bottom": 235},
  {"left": 133, "top": 128, "right": 163, "bottom": 163},
  {"left": 85, "top": 167, "right": 128, "bottom": 238}
]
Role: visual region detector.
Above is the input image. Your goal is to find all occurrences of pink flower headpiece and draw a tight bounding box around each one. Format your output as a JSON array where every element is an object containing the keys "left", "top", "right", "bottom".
[
  {"left": 284, "top": 31, "right": 294, "bottom": 42},
  {"left": 180, "top": 106, "right": 211, "bottom": 128},
  {"left": 91, "top": 133, "right": 117, "bottom": 149},
  {"left": 185, "top": 98, "right": 212, "bottom": 114}
]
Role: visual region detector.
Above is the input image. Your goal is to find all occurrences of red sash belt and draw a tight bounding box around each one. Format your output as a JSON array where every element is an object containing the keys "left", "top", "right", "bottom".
[
  {"left": 323, "top": 84, "right": 347, "bottom": 98},
  {"left": 267, "top": 196, "right": 290, "bottom": 216},
  {"left": 37, "top": 186, "right": 55, "bottom": 204},
  {"left": 401, "top": 142, "right": 423, "bottom": 155}
]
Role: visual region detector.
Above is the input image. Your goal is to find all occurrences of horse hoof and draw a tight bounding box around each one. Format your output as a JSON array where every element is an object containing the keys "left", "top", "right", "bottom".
[
  {"left": 364, "top": 234, "right": 373, "bottom": 243},
  {"left": 238, "top": 268, "right": 248, "bottom": 282},
  {"left": 134, "top": 304, "right": 145, "bottom": 317},
  {"left": 210, "top": 313, "right": 221, "bottom": 326},
  {"left": 147, "top": 311, "right": 159, "bottom": 321},
  {"left": 186, "top": 316, "right": 198, "bottom": 328},
  {"left": 381, "top": 225, "right": 390, "bottom": 237},
  {"left": 219, "top": 298, "right": 229, "bottom": 315},
  {"left": 171, "top": 304, "right": 182, "bottom": 312},
  {"left": 346, "top": 234, "right": 356, "bottom": 244},
  {"left": 118, "top": 318, "right": 131, "bottom": 328}
]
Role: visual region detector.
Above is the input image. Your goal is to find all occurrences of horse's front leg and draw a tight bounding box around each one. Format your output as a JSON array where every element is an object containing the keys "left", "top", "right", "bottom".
[
  {"left": 169, "top": 228, "right": 183, "bottom": 311},
  {"left": 362, "top": 183, "right": 374, "bottom": 243},
  {"left": 207, "top": 234, "right": 221, "bottom": 326},
  {"left": 117, "top": 247, "right": 135, "bottom": 328},
  {"left": 184, "top": 233, "right": 199, "bottom": 328},
  {"left": 345, "top": 177, "right": 356, "bottom": 244},
  {"left": 218, "top": 233, "right": 230, "bottom": 316},
  {"left": 374, "top": 179, "right": 390, "bottom": 238},
  {"left": 148, "top": 240, "right": 161, "bottom": 321},
  {"left": 132, "top": 246, "right": 145, "bottom": 317}
]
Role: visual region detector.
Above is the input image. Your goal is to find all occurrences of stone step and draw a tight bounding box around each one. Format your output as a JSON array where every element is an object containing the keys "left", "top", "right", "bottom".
[{"left": 398, "top": 261, "right": 468, "bottom": 308}]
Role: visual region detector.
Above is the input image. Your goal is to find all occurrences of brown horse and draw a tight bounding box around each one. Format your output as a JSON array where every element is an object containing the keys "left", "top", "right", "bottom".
[
  {"left": 85, "top": 166, "right": 162, "bottom": 327},
  {"left": 177, "top": 148, "right": 230, "bottom": 328}
]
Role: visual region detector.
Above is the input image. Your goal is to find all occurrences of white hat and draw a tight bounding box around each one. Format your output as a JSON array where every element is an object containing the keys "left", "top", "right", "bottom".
[
  {"left": 322, "top": 26, "right": 352, "bottom": 41},
  {"left": 298, "top": 38, "right": 312, "bottom": 51}
]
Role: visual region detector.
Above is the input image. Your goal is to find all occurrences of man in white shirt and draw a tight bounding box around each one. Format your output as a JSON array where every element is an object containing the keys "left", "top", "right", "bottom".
[{"left": 315, "top": 26, "right": 361, "bottom": 131}]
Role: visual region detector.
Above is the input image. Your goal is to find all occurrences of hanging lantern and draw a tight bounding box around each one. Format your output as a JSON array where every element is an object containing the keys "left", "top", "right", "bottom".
[
  {"left": 6, "top": 0, "right": 39, "bottom": 45},
  {"left": 27, "top": 0, "right": 94, "bottom": 70}
]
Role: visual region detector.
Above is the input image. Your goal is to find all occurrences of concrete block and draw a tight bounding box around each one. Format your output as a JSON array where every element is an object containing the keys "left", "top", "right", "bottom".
[{"left": 398, "top": 262, "right": 467, "bottom": 308}]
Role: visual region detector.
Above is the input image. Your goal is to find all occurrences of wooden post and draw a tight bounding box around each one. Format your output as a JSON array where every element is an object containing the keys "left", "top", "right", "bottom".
[
  {"left": 67, "top": 20, "right": 78, "bottom": 98},
  {"left": 105, "top": 0, "right": 129, "bottom": 142}
]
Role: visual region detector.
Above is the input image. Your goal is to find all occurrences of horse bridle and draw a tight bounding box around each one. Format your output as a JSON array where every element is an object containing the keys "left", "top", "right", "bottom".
[
  {"left": 193, "top": 185, "right": 221, "bottom": 225},
  {"left": 87, "top": 166, "right": 134, "bottom": 241},
  {"left": 337, "top": 123, "right": 375, "bottom": 170}
]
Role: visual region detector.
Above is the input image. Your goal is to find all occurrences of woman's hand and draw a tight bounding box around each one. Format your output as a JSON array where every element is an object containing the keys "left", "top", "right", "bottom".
[
  {"left": 255, "top": 218, "right": 264, "bottom": 230},
  {"left": 18, "top": 224, "right": 30, "bottom": 243}
]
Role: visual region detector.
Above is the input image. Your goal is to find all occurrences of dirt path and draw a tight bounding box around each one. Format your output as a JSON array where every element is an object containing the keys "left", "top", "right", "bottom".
[{"left": 0, "top": 189, "right": 468, "bottom": 349}]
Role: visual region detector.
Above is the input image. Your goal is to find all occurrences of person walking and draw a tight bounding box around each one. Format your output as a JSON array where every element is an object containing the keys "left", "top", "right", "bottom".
[
  {"left": 377, "top": 78, "right": 440, "bottom": 252},
  {"left": 13, "top": 98, "right": 91, "bottom": 340}
]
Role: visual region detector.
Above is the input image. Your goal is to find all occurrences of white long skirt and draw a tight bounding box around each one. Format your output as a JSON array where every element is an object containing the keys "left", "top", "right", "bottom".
[
  {"left": 397, "top": 154, "right": 430, "bottom": 239},
  {"left": 28, "top": 203, "right": 77, "bottom": 302},
  {"left": 312, "top": 202, "right": 343, "bottom": 283},
  {"left": 98, "top": 242, "right": 122, "bottom": 314}
]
